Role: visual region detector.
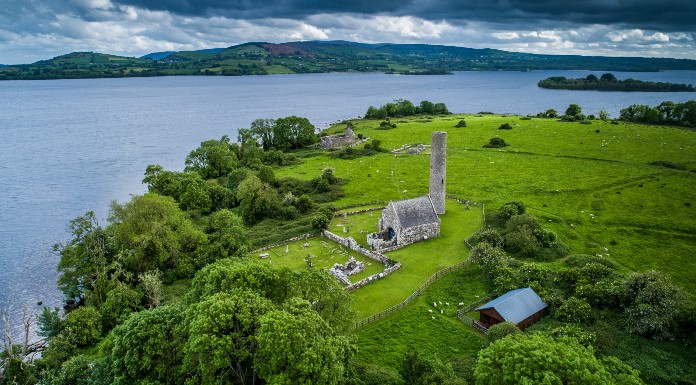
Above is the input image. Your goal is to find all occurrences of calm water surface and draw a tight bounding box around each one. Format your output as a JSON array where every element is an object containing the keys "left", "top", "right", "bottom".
[{"left": 1, "top": 71, "right": 695, "bottom": 331}]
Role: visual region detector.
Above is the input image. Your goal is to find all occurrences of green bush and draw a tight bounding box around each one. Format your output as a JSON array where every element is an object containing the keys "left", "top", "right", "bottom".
[
  {"left": 378, "top": 120, "right": 397, "bottom": 129},
  {"left": 555, "top": 297, "right": 594, "bottom": 325},
  {"left": 469, "top": 243, "right": 509, "bottom": 280},
  {"left": 487, "top": 322, "right": 521, "bottom": 344},
  {"left": 100, "top": 285, "right": 143, "bottom": 331},
  {"left": 620, "top": 271, "right": 686, "bottom": 339},
  {"left": 546, "top": 325, "right": 596, "bottom": 347},
  {"left": 498, "top": 123, "right": 512, "bottom": 130},
  {"left": 62, "top": 306, "right": 102, "bottom": 347},
  {"left": 483, "top": 137, "right": 509, "bottom": 148},
  {"left": 455, "top": 120, "right": 467, "bottom": 127},
  {"left": 475, "top": 227, "right": 503, "bottom": 248}
]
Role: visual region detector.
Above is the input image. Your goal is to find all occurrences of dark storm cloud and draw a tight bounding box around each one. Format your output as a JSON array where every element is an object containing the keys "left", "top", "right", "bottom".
[
  {"left": 110, "top": 0, "right": 696, "bottom": 31},
  {"left": 1, "top": 0, "right": 695, "bottom": 63}
]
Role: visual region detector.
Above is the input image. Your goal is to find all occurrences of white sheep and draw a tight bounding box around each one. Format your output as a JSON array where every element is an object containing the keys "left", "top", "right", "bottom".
[
  {"left": 458, "top": 302, "right": 464, "bottom": 306},
  {"left": 445, "top": 302, "right": 450, "bottom": 306},
  {"left": 432, "top": 316, "right": 436, "bottom": 320},
  {"left": 440, "top": 310, "right": 444, "bottom": 314},
  {"left": 428, "top": 309, "right": 433, "bottom": 313},
  {"left": 433, "top": 302, "right": 437, "bottom": 307}
]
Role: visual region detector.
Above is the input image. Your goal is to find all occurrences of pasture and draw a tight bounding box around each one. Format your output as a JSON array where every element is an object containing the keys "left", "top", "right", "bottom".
[{"left": 277, "top": 114, "right": 696, "bottom": 294}]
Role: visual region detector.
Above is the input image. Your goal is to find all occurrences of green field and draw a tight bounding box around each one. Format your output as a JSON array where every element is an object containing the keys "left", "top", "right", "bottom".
[
  {"left": 278, "top": 114, "right": 696, "bottom": 295},
  {"left": 355, "top": 264, "right": 488, "bottom": 370}
]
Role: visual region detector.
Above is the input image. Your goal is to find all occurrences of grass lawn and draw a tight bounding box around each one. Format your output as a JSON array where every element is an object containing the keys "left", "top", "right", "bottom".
[
  {"left": 330, "top": 210, "right": 382, "bottom": 248},
  {"left": 349, "top": 199, "right": 484, "bottom": 318},
  {"left": 260, "top": 236, "right": 385, "bottom": 283},
  {"left": 354, "top": 264, "right": 487, "bottom": 369}
]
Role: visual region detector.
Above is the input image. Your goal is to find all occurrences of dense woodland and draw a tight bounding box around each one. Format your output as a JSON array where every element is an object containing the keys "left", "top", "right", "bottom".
[
  {"left": 538, "top": 73, "right": 695, "bottom": 92},
  {"left": 3, "top": 41, "right": 696, "bottom": 80},
  {"left": 2, "top": 100, "right": 696, "bottom": 385}
]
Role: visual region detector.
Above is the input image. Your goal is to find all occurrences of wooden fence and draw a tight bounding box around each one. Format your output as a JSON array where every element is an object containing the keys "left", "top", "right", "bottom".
[
  {"left": 456, "top": 296, "right": 492, "bottom": 333},
  {"left": 353, "top": 260, "right": 470, "bottom": 329}
]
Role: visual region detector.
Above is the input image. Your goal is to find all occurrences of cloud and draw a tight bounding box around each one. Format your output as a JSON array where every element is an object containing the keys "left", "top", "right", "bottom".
[
  {"left": 0, "top": 0, "right": 695, "bottom": 63},
  {"left": 108, "top": 0, "right": 696, "bottom": 32}
]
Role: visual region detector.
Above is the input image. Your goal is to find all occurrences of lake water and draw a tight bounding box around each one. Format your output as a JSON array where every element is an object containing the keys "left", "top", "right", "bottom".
[{"left": 1, "top": 70, "right": 695, "bottom": 332}]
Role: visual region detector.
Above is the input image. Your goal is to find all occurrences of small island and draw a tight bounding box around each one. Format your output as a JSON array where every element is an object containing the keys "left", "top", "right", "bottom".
[{"left": 538, "top": 73, "right": 695, "bottom": 92}]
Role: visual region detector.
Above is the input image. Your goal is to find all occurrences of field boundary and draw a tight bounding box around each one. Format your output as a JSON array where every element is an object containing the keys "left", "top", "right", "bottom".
[
  {"left": 456, "top": 297, "right": 493, "bottom": 333},
  {"left": 251, "top": 233, "right": 315, "bottom": 253},
  {"left": 354, "top": 260, "right": 471, "bottom": 329}
]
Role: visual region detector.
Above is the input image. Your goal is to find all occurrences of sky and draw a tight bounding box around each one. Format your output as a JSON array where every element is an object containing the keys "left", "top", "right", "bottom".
[{"left": 0, "top": 0, "right": 695, "bottom": 64}]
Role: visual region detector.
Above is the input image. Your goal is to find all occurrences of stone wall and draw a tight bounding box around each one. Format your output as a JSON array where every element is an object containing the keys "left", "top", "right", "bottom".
[
  {"left": 398, "top": 222, "right": 440, "bottom": 247},
  {"left": 335, "top": 206, "right": 385, "bottom": 217},
  {"left": 252, "top": 233, "right": 314, "bottom": 253},
  {"left": 322, "top": 230, "right": 402, "bottom": 290},
  {"left": 323, "top": 230, "right": 389, "bottom": 264},
  {"left": 345, "top": 263, "right": 402, "bottom": 291},
  {"left": 366, "top": 232, "right": 397, "bottom": 251},
  {"left": 320, "top": 135, "right": 355, "bottom": 149}
]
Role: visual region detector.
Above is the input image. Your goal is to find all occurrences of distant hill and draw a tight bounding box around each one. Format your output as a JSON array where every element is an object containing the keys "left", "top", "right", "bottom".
[
  {"left": 141, "top": 51, "right": 176, "bottom": 60},
  {"left": 3, "top": 40, "right": 696, "bottom": 80}
]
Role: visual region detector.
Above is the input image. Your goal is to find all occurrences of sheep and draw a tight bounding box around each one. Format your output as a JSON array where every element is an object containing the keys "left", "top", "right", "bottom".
[
  {"left": 433, "top": 302, "right": 437, "bottom": 307},
  {"left": 428, "top": 309, "right": 433, "bottom": 314}
]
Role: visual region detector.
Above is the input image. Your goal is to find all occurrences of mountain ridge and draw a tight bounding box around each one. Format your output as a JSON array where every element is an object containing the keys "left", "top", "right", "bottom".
[{"left": 2, "top": 40, "right": 696, "bottom": 80}]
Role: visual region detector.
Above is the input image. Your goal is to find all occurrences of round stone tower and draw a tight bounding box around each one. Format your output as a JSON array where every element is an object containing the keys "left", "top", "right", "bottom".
[{"left": 429, "top": 131, "right": 447, "bottom": 214}]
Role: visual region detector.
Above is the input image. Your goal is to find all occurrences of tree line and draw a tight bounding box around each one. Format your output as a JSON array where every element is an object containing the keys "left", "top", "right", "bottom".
[
  {"left": 364, "top": 99, "right": 450, "bottom": 119},
  {"left": 619, "top": 100, "right": 696, "bottom": 127}
]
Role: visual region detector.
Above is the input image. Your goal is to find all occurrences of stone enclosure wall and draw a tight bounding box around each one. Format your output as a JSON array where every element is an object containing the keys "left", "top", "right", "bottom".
[
  {"left": 252, "top": 233, "right": 314, "bottom": 253},
  {"left": 322, "top": 230, "right": 401, "bottom": 291},
  {"left": 323, "top": 230, "right": 390, "bottom": 264}
]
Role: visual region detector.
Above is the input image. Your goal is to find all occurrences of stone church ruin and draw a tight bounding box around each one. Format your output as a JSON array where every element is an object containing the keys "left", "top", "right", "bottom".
[
  {"left": 319, "top": 126, "right": 356, "bottom": 149},
  {"left": 367, "top": 131, "right": 447, "bottom": 251}
]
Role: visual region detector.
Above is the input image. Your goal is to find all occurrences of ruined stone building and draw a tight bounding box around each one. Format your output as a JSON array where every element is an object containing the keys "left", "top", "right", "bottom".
[
  {"left": 367, "top": 196, "right": 441, "bottom": 250},
  {"left": 319, "top": 127, "right": 355, "bottom": 149},
  {"left": 367, "top": 131, "right": 447, "bottom": 251}
]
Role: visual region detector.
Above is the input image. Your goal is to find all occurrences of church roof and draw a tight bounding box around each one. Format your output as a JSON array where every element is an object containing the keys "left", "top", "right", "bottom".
[
  {"left": 390, "top": 196, "right": 440, "bottom": 229},
  {"left": 475, "top": 288, "right": 547, "bottom": 324}
]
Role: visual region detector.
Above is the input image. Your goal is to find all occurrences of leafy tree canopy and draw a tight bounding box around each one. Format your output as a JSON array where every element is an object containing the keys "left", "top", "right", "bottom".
[{"left": 474, "top": 333, "right": 643, "bottom": 385}]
